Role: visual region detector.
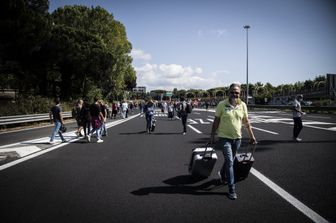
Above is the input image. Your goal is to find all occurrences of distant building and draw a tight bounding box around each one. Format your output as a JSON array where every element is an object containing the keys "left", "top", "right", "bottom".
[{"left": 132, "top": 86, "right": 146, "bottom": 94}]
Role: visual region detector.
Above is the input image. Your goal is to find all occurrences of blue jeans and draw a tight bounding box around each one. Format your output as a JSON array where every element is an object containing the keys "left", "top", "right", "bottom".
[
  {"left": 146, "top": 114, "right": 153, "bottom": 132},
  {"left": 218, "top": 138, "right": 241, "bottom": 190},
  {"left": 50, "top": 121, "right": 65, "bottom": 142},
  {"left": 90, "top": 117, "right": 102, "bottom": 140}
]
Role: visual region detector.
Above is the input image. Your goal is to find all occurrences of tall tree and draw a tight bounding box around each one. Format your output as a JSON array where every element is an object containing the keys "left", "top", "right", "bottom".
[
  {"left": 51, "top": 5, "right": 136, "bottom": 99},
  {"left": 0, "top": 0, "right": 51, "bottom": 93}
]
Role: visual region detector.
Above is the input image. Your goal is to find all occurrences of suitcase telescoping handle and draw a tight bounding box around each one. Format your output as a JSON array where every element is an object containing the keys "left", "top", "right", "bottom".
[
  {"left": 203, "top": 142, "right": 214, "bottom": 158},
  {"left": 240, "top": 143, "right": 257, "bottom": 161}
]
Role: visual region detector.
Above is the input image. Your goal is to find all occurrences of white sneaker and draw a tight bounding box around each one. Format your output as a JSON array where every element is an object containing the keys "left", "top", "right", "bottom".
[
  {"left": 295, "top": 137, "right": 302, "bottom": 142},
  {"left": 97, "top": 139, "right": 104, "bottom": 143},
  {"left": 86, "top": 135, "right": 91, "bottom": 142},
  {"left": 49, "top": 141, "right": 55, "bottom": 144}
]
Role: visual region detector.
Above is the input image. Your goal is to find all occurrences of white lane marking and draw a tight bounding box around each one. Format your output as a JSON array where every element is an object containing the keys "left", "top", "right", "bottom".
[
  {"left": 0, "top": 146, "right": 41, "bottom": 157},
  {"left": 327, "top": 127, "right": 336, "bottom": 131},
  {"left": 252, "top": 127, "right": 279, "bottom": 135},
  {"left": 195, "top": 119, "right": 210, "bottom": 124},
  {"left": 194, "top": 109, "right": 330, "bottom": 222},
  {"left": 303, "top": 125, "right": 336, "bottom": 132},
  {"left": 207, "top": 119, "right": 214, "bottom": 122},
  {"left": 187, "top": 125, "right": 202, "bottom": 134},
  {"left": 0, "top": 141, "right": 71, "bottom": 171},
  {"left": 187, "top": 119, "right": 198, "bottom": 124},
  {"left": 251, "top": 168, "right": 329, "bottom": 223},
  {"left": 0, "top": 114, "right": 140, "bottom": 171}
]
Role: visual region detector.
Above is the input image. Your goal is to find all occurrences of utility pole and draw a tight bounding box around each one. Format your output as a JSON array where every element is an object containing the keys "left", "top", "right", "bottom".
[{"left": 244, "top": 25, "right": 250, "bottom": 104}]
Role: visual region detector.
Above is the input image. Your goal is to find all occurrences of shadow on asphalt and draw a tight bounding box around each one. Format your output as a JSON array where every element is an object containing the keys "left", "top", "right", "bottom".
[
  {"left": 131, "top": 175, "right": 227, "bottom": 196},
  {"left": 257, "top": 139, "right": 336, "bottom": 145},
  {"left": 119, "top": 131, "right": 182, "bottom": 135},
  {"left": 119, "top": 131, "right": 147, "bottom": 135}
]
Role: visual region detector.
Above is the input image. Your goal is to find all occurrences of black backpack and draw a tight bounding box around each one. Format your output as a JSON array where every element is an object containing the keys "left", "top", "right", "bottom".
[{"left": 186, "top": 103, "right": 192, "bottom": 113}]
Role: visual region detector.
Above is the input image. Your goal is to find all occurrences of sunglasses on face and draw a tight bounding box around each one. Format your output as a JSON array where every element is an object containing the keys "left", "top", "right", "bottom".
[{"left": 230, "top": 91, "right": 240, "bottom": 95}]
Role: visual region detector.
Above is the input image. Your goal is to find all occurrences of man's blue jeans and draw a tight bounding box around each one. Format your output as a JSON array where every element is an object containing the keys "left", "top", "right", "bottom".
[
  {"left": 50, "top": 121, "right": 65, "bottom": 142},
  {"left": 146, "top": 114, "right": 153, "bottom": 132},
  {"left": 218, "top": 137, "right": 241, "bottom": 190}
]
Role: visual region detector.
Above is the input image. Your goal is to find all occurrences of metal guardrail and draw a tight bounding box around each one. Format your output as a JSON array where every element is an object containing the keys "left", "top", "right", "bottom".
[
  {"left": 248, "top": 105, "right": 336, "bottom": 112},
  {"left": 0, "top": 112, "right": 73, "bottom": 126}
]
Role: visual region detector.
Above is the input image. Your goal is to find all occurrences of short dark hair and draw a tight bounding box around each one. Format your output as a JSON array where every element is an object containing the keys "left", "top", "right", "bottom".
[{"left": 54, "top": 97, "right": 60, "bottom": 104}]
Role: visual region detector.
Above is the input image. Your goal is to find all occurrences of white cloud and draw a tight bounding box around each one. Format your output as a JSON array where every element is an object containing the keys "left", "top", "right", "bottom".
[
  {"left": 130, "top": 49, "right": 152, "bottom": 61},
  {"left": 197, "top": 29, "right": 227, "bottom": 38},
  {"left": 134, "top": 63, "right": 228, "bottom": 91}
]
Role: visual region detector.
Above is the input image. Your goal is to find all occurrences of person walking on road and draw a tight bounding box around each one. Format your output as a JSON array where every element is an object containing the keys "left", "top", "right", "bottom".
[
  {"left": 80, "top": 97, "right": 91, "bottom": 139},
  {"left": 49, "top": 97, "right": 67, "bottom": 144},
  {"left": 87, "top": 97, "right": 104, "bottom": 143},
  {"left": 177, "top": 97, "right": 191, "bottom": 135},
  {"left": 168, "top": 101, "right": 174, "bottom": 120},
  {"left": 74, "top": 99, "right": 84, "bottom": 137},
  {"left": 112, "top": 101, "right": 118, "bottom": 119},
  {"left": 99, "top": 100, "right": 108, "bottom": 136},
  {"left": 144, "top": 98, "right": 155, "bottom": 134},
  {"left": 293, "top": 94, "right": 305, "bottom": 142},
  {"left": 121, "top": 100, "right": 128, "bottom": 119},
  {"left": 210, "top": 83, "right": 257, "bottom": 200}
]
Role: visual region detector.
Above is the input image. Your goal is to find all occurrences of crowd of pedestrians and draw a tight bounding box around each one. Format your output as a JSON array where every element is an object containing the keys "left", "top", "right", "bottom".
[
  {"left": 49, "top": 97, "right": 141, "bottom": 144},
  {"left": 48, "top": 84, "right": 307, "bottom": 201}
]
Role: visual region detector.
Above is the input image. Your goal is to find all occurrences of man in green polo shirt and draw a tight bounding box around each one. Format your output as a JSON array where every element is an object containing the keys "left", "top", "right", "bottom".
[{"left": 211, "top": 82, "right": 257, "bottom": 200}]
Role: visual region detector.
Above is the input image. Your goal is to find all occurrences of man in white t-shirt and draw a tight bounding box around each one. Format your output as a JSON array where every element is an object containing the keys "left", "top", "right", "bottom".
[
  {"left": 121, "top": 100, "right": 128, "bottom": 119},
  {"left": 293, "top": 94, "right": 305, "bottom": 142}
]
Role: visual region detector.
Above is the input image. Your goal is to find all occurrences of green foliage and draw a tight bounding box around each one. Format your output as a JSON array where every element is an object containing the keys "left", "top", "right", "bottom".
[
  {"left": 0, "top": 95, "right": 52, "bottom": 116},
  {"left": 0, "top": 1, "right": 136, "bottom": 102}
]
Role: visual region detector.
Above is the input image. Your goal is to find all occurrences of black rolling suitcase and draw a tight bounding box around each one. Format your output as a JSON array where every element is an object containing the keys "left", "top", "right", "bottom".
[
  {"left": 168, "top": 111, "right": 174, "bottom": 119},
  {"left": 151, "top": 118, "right": 156, "bottom": 132},
  {"left": 234, "top": 144, "right": 256, "bottom": 182},
  {"left": 189, "top": 144, "right": 217, "bottom": 178}
]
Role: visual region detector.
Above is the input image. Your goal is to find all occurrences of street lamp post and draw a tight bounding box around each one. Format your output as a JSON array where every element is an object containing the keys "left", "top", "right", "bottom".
[{"left": 244, "top": 25, "right": 250, "bottom": 104}]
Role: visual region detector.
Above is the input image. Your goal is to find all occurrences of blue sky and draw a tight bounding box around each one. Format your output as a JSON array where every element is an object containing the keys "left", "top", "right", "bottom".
[{"left": 50, "top": 0, "right": 336, "bottom": 91}]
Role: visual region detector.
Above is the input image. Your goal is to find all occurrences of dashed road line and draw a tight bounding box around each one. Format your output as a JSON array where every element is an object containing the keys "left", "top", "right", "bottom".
[{"left": 0, "top": 114, "right": 140, "bottom": 171}]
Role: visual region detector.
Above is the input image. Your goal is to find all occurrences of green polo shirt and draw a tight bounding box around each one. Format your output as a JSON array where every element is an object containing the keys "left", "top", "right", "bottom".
[{"left": 215, "top": 99, "right": 248, "bottom": 139}]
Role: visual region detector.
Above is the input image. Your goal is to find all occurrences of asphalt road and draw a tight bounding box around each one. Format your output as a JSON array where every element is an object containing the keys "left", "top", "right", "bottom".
[{"left": 0, "top": 108, "right": 335, "bottom": 223}]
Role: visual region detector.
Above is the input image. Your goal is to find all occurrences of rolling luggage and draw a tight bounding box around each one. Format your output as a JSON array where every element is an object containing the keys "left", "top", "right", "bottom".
[
  {"left": 151, "top": 118, "right": 156, "bottom": 132},
  {"left": 189, "top": 144, "right": 217, "bottom": 178},
  {"left": 234, "top": 144, "right": 256, "bottom": 182},
  {"left": 168, "top": 111, "right": 174, "bottom": 119}
]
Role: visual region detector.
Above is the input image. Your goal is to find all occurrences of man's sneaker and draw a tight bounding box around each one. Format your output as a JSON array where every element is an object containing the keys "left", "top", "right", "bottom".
[
  {"left": 228, "top": 189, "right": 237, "bottom": 200},
  {"left": 49, "top": 141, "right": 55, "bottom": 145},
  {"left": 62, "top": 140, "right": 68, "bottom": 143},
  {"left": 182, "top": 132, "right": 186, "bottom": 135},
  {"left": 294, "top": 137, "right": 302, "bottom": 142},
  {"left": 97, "top": 139, "right": 104, "bottom": 143}
]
